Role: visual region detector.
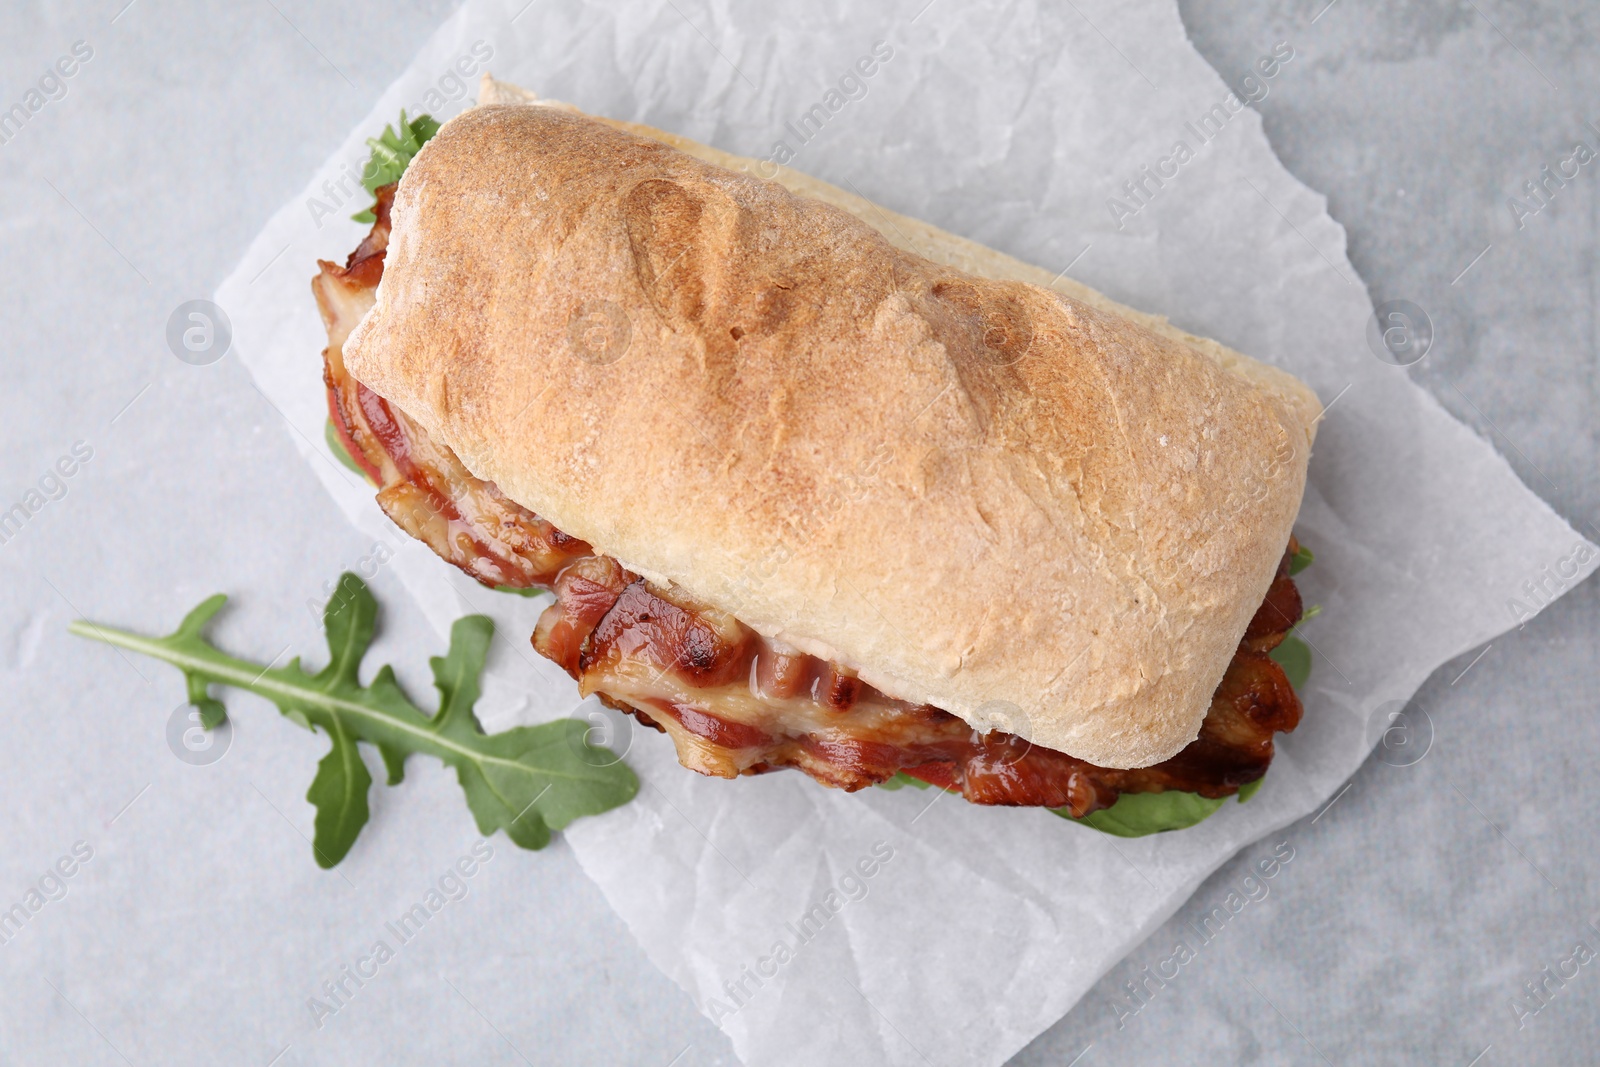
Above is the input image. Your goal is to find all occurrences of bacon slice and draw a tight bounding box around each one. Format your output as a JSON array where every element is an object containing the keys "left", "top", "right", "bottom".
[
  {"left": 314, "top": 188, "right": 590, "bottom": 591},
  {"left": 313, "top": 188, "right": 1306, "bottom": 817}
]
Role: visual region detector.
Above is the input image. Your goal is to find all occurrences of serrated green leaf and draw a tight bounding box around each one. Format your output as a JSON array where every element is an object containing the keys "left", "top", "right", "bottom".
[
  {"left": 307, "top": 723, "right": 372, "bottom": 868},
  {"left": 325, "top": 418, "right": 375, "bottom": 483},
  {"left": 1053, "top": 789, "right": 1228, "bottom": 838},
  {"left": 876, "top": 771, "right": 933, "bottom": 791},
  {"left": 1236, "top": 777, "right": 1263, "bottom": 803},
  {"left": 158, "top": 596, "right": 233, "bottom": 728},
  {"left": 428, "top": 615, "right": 490, "bottom": 737},
  {"left": 1289, "top": 544, "right": 1314, "bottom": 575},
  {"left": 318, "top": 572, "right": 376, "bottom": 689},
  {"left": 378, "top": 744, "right": 407, "bottom": 786},
  {"left": 350, "top": 110, "right": 441, "bottom": 220},
  {"left": 175, "top": 593, "right": 228, "bottom": 637},
  {"left": 67, "top": 573, "right": 639, "bottom": 868},
  {"left": 1269, "top": 633, "right": 1312, "bottom": 691},
  {"left": 186, "top": 672, "right": 227, "bottom": 730}
]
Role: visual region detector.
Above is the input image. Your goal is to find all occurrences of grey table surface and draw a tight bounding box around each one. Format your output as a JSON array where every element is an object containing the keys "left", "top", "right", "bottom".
[{"left": 1, "top": 1, "right": 1596, "bottom": 1064}]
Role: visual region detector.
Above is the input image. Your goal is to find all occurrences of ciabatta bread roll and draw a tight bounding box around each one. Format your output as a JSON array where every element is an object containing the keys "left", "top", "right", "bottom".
[{"left": 343, "top": 79, "right": 1319, "bottom": 768}]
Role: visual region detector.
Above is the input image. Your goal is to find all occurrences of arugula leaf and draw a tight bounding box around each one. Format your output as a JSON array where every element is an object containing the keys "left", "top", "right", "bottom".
[
  {"left": 876, "top": 771, "right": 934, "bottom": 791},
  {"left": 351, "top": 110, "right": 441, "bottom": 222},
  {"left": 493, "top": 584, "right": 549, "bottom": 598},
  {"left": 875, "top": 768, "right": 1260, "bottom": 836},
  {"left": 1269, "top": 634, "right": 1312, "bottom": 690},
  {"left": 324, "top": 418, "right": 375, "bottom": 484},
  {"left": 1053, "top": 773, "right": 1267, "bottom": 838},
  {"left": 185, "top": 667, "right": 227, "bottom": 730},
  {"left": 68, "top": 573, "right": 638, "bottom": 867},
  {"left": 1290, "top": 543, "right": 1314, "bottom": 575},
  {"left": 308, "top": 718, "right": 371, "bottom": 863},
  {"left": 1053, "top": 789, "right": 1229, "bottom": 838}
]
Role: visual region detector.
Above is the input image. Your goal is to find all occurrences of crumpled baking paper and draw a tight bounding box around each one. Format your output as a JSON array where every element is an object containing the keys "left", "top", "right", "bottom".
[{"left": 215, "top": 0, "right": 1599, "bottom": 1063}]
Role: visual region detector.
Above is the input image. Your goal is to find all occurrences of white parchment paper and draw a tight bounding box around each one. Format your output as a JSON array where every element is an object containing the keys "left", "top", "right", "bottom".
[{"left": 216, "top": 1, "right": 1598, "bottom": 1062}]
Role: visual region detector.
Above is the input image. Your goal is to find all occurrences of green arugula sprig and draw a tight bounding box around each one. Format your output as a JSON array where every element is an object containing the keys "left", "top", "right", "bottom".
[
  {"left": 351, "top": 110, "right": 441, "bottom": 222},
  {"left": 69, "top": 574, "right": 638, "bottom": 867}
]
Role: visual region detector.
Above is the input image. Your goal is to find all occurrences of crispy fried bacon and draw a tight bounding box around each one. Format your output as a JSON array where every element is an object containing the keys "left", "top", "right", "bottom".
[{"left": 313, "top": 186, "right": 1306, "bottom": 817}]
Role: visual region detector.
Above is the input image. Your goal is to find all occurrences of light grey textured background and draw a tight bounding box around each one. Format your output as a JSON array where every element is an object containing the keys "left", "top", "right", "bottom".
[{"left": 0, "top": 1, "right": 1594, "bottom": 1065}]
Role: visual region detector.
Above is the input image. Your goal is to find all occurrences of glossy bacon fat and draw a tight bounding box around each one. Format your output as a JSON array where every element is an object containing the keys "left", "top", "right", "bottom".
[{"left": 313, "top": 187, "right": 1306, "bottom": 817}]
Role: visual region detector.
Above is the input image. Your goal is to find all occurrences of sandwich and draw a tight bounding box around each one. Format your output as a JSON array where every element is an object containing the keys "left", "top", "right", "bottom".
[{"left": 312, "top": 75, "right": 1320, "bottom": 835}]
